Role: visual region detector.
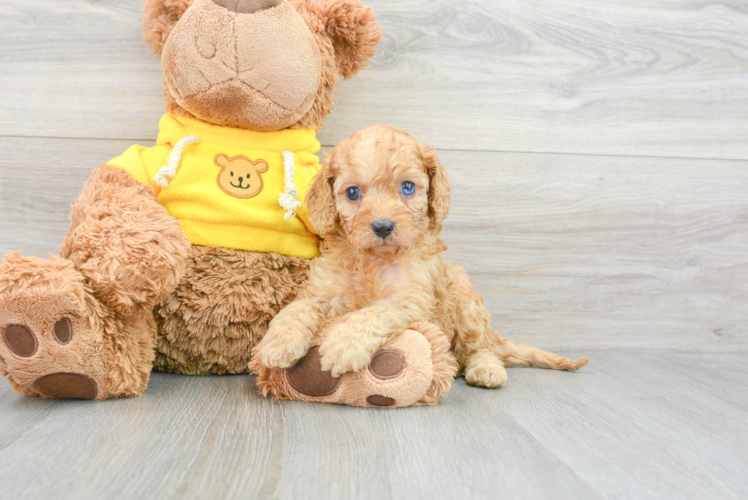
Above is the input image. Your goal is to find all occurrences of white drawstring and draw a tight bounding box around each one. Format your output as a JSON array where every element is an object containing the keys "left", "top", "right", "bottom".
[
  {"left": 152, "top": 135, "right": 201, "bottom": 188},
  {"left": 278, "top": 150, "right": 301, "bottom": 221}
]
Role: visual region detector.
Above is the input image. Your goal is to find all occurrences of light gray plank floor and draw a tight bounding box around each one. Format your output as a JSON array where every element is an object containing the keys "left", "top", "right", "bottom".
[
  {"left": 2, "top": 0, "right": 748, "bottom": 159},
  {"left": 0, "top": 352, "right": 746, "bottom": 500}
]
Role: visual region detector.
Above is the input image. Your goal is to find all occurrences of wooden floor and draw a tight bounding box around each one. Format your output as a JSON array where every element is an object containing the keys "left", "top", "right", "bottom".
[
  {"left": 1, "top": 353, "right": 746, "bottom": 499},
  {"left": 1, "top": 0, "right": 747, "bottom": 498}
]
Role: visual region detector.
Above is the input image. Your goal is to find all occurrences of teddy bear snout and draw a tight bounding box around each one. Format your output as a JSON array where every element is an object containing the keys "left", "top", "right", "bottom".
[
  {"left": 162, "top": 0, "right": 321, "bottom": 130},
  {"left": 211, "top": 0, "right": 282, "bottom": 14}
]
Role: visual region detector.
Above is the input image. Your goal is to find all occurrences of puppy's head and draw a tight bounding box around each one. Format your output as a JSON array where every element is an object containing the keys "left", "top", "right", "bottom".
[{"left": 307, "top": 125, "right": 450, "bottom": 255}]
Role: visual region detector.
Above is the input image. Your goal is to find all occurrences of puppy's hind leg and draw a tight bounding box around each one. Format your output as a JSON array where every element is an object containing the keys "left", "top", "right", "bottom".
[{"left": 464, "top": 349, "right": 507, "bottom": 388}]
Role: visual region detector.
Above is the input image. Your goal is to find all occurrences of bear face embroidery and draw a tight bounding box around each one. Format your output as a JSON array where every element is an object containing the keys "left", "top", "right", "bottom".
[{"left": 214, "top": 154, "right": 269, "bottom": 199}]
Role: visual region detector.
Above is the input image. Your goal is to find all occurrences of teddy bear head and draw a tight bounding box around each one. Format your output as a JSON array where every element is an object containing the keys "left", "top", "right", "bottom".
[{"left": 143, "top": 0, "right": 381, "bottom": 131}]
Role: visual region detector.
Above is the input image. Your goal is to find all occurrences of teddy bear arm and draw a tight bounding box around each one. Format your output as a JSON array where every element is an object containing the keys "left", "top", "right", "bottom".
[{"left": 59, "top": 165, "right": 191, "bottom": 317}]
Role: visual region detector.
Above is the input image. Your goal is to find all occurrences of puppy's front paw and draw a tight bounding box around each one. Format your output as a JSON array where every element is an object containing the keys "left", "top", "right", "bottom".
[
  {"left": 319, "top": 332, "right": 375, "bottom": 377},
  {"left": 257, "top": 324, "right": 311, "bottom": 369}
]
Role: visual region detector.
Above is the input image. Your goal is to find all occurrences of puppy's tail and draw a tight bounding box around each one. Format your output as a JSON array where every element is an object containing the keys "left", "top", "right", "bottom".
[{"left": 492, "top": 331, "right": 588, "bottom": 371}]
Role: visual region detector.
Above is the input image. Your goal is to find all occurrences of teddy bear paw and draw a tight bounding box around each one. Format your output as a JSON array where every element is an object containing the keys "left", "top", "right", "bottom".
[
  {"left": 287, "top": 345, "right": 417, "bottom": 407},
  {"left": 253, "top": 327, "right": 451, "bottom": 408},
  {"left": 0, "top": 255, "right": 124, "bottom": 400}
]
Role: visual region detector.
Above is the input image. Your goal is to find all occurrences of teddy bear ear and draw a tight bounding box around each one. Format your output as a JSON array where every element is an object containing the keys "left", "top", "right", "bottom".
[
  {"left": 143, "top": 0, "right": 195, "bottom": 56},
  {"left": 316, "top": 0, "right": 382, "bottom": 79}
]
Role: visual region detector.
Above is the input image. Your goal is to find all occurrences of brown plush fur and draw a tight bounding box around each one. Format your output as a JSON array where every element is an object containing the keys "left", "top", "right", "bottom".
[
  {"left": 143, "top": 0, "right": 195, "bottom": 56},
  {"left": 155, "top": 246, "right": 309, "bottom": 375},
  {"left": 257, "top": 126, "right": 588, "bottom": 389},
  {"left": 0, "top": 0, "right": 382, "bottom": 400},
  {"left": 417, "top": 322, "right": 458, "bottom": 404},
  {"left": 60, "top": 166, "right": 191, "bottom": 317}
]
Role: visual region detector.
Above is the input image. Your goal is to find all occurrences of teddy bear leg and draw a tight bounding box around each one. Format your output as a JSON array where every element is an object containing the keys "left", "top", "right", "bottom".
[
  {"left": 0, "top": 254, "right": 157, "bottom": 400},
  {"left": 153, "top": 247, "right": 310, "bottom": 375},
  {"left": 251, "top": 321, "right": 458, "bottom": 408},
  {"left": 0, "top": 166, "right": 190, "bottom": 399}
]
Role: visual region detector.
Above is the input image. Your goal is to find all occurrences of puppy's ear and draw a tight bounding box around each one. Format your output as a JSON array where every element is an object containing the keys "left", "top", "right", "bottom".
[
  {"left": 143, "top": 0, "right": 195, "bottom": 56},
  {"left": 420, "top": 143, "right": 451, "bottom": 230},
  {"left": 317, "top": 0, "right": 382, "bottom": 79},
  {"left": 306, "top": 154, "right": 338, "bottom": 236}
]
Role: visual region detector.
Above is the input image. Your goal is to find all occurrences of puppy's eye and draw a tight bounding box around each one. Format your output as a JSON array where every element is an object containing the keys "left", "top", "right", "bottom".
[
  {"left": 345, "top": 186, "right": 361, "bottom": 201},
  {"left": 230, "top": 172, "right": 234, "bottom": 176},
  {"left": 401, "top": 181, "right": 416, "bottom": 196}
]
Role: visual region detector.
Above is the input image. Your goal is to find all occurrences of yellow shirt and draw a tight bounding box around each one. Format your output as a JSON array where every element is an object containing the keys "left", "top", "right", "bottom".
[{"left": 107, "top": 113, "right": 321, "bottom": 258}]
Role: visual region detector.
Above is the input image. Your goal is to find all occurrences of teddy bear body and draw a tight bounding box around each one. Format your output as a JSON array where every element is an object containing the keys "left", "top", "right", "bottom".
[{"left": 0, "top": 0, "right": 383, "bottom": 398}]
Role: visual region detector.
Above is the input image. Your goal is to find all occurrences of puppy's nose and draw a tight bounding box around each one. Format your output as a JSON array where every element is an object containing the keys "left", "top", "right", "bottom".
[
  {"left": 211, "top": 0, "right": 281, "bottom": 14},
  {"left": 371, "top": 219, "right": 396, "bottom": 239}
]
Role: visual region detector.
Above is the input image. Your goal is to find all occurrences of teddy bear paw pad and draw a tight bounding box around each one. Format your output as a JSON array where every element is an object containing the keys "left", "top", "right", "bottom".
[
  {"left": 286, "top": 346, "right": 341, "bottom": 397},
  {"left": 3, "top": 324, "right": 38, "bottom": 357},
  {"left": 366, "top": 395, "right": 396, "bottom": 407},
  {"left": 368, "top": 349, "right": 406, "bottom": 380},
  {"left": 33, "top": 373, "right": 99, "bottom": 400},
  {"left": 53, "top": 317, "right": 73, "bottom": 344}
]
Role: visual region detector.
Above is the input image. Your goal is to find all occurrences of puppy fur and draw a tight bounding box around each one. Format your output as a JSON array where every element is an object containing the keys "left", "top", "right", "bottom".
[{"left": 257, "top": 125, "right": 588, "bottom": 386}]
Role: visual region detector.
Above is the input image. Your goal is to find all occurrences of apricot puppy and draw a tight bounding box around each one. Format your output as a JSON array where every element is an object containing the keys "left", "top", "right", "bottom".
[{"left": 258, "top": 125, "right": 587, "bottom": 387}]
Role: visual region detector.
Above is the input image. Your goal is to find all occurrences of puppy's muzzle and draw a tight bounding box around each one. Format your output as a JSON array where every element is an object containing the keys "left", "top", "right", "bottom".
[{"left": 371, "top": 219, "right": 396, "bottom": 239}]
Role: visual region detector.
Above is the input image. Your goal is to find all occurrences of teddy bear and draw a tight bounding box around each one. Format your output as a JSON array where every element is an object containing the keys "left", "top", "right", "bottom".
[{"left": 0, "top": 0, "right": 457, "bottom": 407}]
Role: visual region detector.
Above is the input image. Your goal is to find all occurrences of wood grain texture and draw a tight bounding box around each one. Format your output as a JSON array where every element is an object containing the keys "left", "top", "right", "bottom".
[
  {"left": 438, "top": 149, "right": 748, "bottom": 352},
  {"left": 1, "top": 0, "right": 748, "bottom": 159},
  {"left": 2, "top": 137, "right": 746, "bottom": 352},
  {"left": 0, "top": 353, "right": 746, "bottom": 499},
  {"left": 1, "top": 1, "right": 746, "bottom": 499}
]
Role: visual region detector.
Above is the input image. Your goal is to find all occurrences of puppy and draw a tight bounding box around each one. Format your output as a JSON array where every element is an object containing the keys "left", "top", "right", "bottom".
[{"left": 257, "top": 125, "right": 587, "bottom": 388}]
